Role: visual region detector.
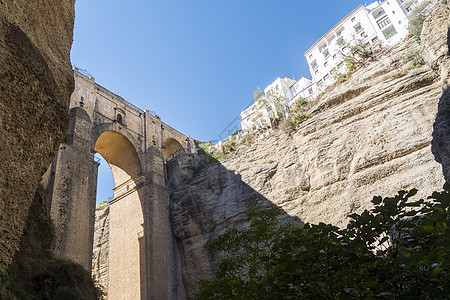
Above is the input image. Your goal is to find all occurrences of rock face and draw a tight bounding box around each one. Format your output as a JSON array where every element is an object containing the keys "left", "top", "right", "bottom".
[
  {"left": 92, "top": 206, "right": 110, "bottom": 298},
  {"left": 429, "top": 0, "right": 450, "bottom": 181},
  {"left": 170, "top": 2, "right": 449, "bottom": 296},
  {"left": 0, "top": 0, "right": 75, "bottom": 269}
]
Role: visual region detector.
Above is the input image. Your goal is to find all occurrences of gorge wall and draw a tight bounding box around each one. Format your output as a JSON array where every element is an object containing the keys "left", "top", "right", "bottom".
[
  {"left": 0, "top": 0, "right": 75, "bottom": 269},
  {"left": 169, "top": 1, "right": 450, "bottom": 297}
]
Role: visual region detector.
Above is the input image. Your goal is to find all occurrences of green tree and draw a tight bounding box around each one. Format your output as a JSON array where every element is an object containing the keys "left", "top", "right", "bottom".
[
  {"left": 197, "top": 187, "right": 450, "bottom": 299},
  {"left": 407, "top": 0, "right": 433, "bottom": 41}
]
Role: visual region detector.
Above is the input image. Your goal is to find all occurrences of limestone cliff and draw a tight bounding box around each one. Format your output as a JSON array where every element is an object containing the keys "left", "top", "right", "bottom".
[
  {"left": 170, "top": 1, "right": 450, "bottom": 297},
  {"left": 0, "top": 0, "right": 75, "bottom": 269},
  {"left": 92, "top": 206, "right": 110, "bottom": 298}
]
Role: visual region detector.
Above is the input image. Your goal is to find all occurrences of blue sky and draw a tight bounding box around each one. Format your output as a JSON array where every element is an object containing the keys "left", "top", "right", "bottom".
[{"left": 71, "top": 0, "right": 366, "bottom": 203}]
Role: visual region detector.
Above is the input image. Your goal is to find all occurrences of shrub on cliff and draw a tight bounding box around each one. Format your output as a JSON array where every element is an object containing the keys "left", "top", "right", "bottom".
[{"left": 197, "top": 187, "right": 450, "bottom": 299}]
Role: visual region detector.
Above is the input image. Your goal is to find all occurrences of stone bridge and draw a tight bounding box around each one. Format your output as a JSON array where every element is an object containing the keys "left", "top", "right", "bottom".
[{"left": 41, "top": 68, "right": 191, "bottom": 299}]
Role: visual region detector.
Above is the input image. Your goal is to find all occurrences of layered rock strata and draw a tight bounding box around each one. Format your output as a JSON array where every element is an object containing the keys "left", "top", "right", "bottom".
[{"left": 170, "top": 2, "right": 449, "bottom": 296}]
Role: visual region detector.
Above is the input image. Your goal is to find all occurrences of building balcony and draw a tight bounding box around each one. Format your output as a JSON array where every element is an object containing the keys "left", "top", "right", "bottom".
[{"left": 377, "top": 16, "right": 391, "bottom": 29}]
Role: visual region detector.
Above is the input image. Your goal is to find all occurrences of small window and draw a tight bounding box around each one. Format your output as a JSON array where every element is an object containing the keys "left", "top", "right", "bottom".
[
  {"left": 351, "top": 17, "right": 356, "bottom": 22},
  {"left": 398, "top": 20, "right": 402, "bottom": 24},
  {"left": 354, "top": 23, "right": 363, "bottom": 33},
  {"left": 324, "top": 61, "right": 328, "bottom": 67},
  {"left": 117, "top": 114, "right": 123, "bottom": 124},
  {"left": 332, "top": 54, "right": 337, "bottom": 60},
  {"left": 308, "top": 88, "right": 313, "bottom": 95},
  {"left": 309, "top": 54, "right": 313, "bottom": 59},
  {"left": 323, "top": 74, "right": 329, "bottom": 81},
  {"left": 317, "top": 80, "right": 323, "bottom": 85},
  {"left": 371, "top": 36, "right": 379, "bottom": 43},
  {"left": 392, "top": 10, "right": 395, "bottom": 14},
  {"left": 315, "top": 70, "right": 319, "bottom": 75},
  {"left": 311, "top": 60, "right": 318, "bottom": 69}
]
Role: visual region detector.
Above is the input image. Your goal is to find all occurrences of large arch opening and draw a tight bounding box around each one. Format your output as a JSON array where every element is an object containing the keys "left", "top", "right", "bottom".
[
  {"left": 163, "top": 138, "right": 184, "bottom": 160},
  {"left": 91, "top": 130, "right": 146, "bottom": 299},
  {"left": 95, "top": 131, "right": 142, "bottom": 186}
]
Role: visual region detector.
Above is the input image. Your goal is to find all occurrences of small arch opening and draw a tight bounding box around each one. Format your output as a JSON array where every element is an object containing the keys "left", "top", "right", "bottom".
[
  {"left": 163, "top": 138, "right": 184, "bottom": 161},
  {"left": 117, "top": 114, "right": 123, "bottom": 124}
]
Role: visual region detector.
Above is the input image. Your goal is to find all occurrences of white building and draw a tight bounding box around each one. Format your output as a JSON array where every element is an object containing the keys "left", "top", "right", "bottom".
[
  {"left": 240, "top": 102, "right": 270, "bottom": 131},
  {"left": 241, "top": 77, "right": 300, "bottom": 130},
  {"left": 305, "top": 0, "right": 412, "bottom": 88},
  {"left": 240, "top": 0, "right": 430, "bottom": 132},
  {"left": 288, "top": 76, "right": 319, "bottom": 107},
  {"left": 398, "top": 0, "right": 429, "bottom": 14}
]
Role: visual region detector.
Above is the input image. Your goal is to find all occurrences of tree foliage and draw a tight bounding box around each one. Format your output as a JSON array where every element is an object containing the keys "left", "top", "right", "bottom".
[
  {"left": 197, "top": 187, "right": 450, "bottom": 299},
  {"left": 407, "top": 0, "right": 433, "bottom": 41}
]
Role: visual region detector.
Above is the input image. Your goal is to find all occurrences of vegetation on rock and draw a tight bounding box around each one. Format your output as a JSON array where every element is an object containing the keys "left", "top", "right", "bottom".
[
  {"left": 1, "top": 259, "right": 102, "bottom": 300},
  {"left": 408, "top": 0, "right": 433, "bottom": 41},
  {"left": 197, "top": 186, "right": 450, "bottom": 299}
]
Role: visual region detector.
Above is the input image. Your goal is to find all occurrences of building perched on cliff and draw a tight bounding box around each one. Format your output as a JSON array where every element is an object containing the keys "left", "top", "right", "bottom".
[
  {"left": 240, "top": 0, "right": 428, "bottom": 131},
  {"left": 240, "top": 76, "right": 318, "bottom": 130},
  {"left": 305, "top": 0, "right": 412, "bottom": 88}
]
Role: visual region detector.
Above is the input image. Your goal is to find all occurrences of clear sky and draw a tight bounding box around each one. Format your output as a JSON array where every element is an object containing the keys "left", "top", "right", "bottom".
[{"left": 71, "top": 0, "right": 367, "bottom": 203}]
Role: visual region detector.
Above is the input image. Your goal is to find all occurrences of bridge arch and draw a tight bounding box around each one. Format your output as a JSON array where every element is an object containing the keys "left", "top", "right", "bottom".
[
  {"left": 95, "top": 130, "right": 142, "bottom": 186},
  {"left": 163, "top": 137, "right": 185, "bottom": 160},
  {"left": 45, "top": 69, "right": 191, "bottom": 299},
  {"left": 93, "top": 128, "right": 148, "bottom": 299}
]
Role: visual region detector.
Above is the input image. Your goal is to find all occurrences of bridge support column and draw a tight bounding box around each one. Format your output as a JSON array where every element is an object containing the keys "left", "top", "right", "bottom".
[{"left": 141, "top": 146, "right": 186, "bottom": 300}]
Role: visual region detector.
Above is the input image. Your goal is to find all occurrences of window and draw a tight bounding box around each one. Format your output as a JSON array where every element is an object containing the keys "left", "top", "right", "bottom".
[
  {"left": 117, "top": 114, "right": 123, "bottom": 124},
  {"left": 315, "top": 70, "right": 319, "bottom": 75},
  {"left": 336, "top": 28, "right": 344, "bottom": 37},
  {"left": 309, "top": 54, "right": 313, "bottom": 59},
  {"left": 311, "top": 60, "right": 318, "bottom": 69},
  {"left": 332, "top": 54, "right": 337, "bottom": 60},
  {"left": 317, "top": 80, "right": 323, "bottom": 85},
  {"left": 351, "top": 17, "right": 356, "bottom": 22},
  {"left": 324, "top": 61, "right": 328, "bottom": 67},
  {"left": 308, "top": 88, "right": 313, "bottom": 95},
  {"left": 80, "top": 96, "right": 84, "bottom": 107},
  {"left": 323, "top": 49, "right": 330, "bottom": 59},
  {"left": 319, "top": 43, "right": 328, "bottom": 53},
  {"left": 354, "top": 22, "right": 363, "bottom": 33},
  {"left": 323, "top": 74, "right": 329, "bottom": 81},
  {"left": 371, "top": 36, "right": 379, "bottom": 43},
  {"left": 392, "top": 10, "right": 395, "bottom": 14},
  {"left": 398, "top": 20, "right": 402, "bottom": 24},
  {"left": 275, "top": 85, "right": 279, "bottom": 90},
  {"left": 360, "top": 31, "right": 368, "bottom": 38}
]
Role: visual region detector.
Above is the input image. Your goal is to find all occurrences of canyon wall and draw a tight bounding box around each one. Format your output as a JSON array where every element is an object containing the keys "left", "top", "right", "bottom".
[
  {"left": 170, "top": 1, "right": 450, "bottom": 297},
  {"left": 0, "top": 0, "right": 75, "bottom": 269}
]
